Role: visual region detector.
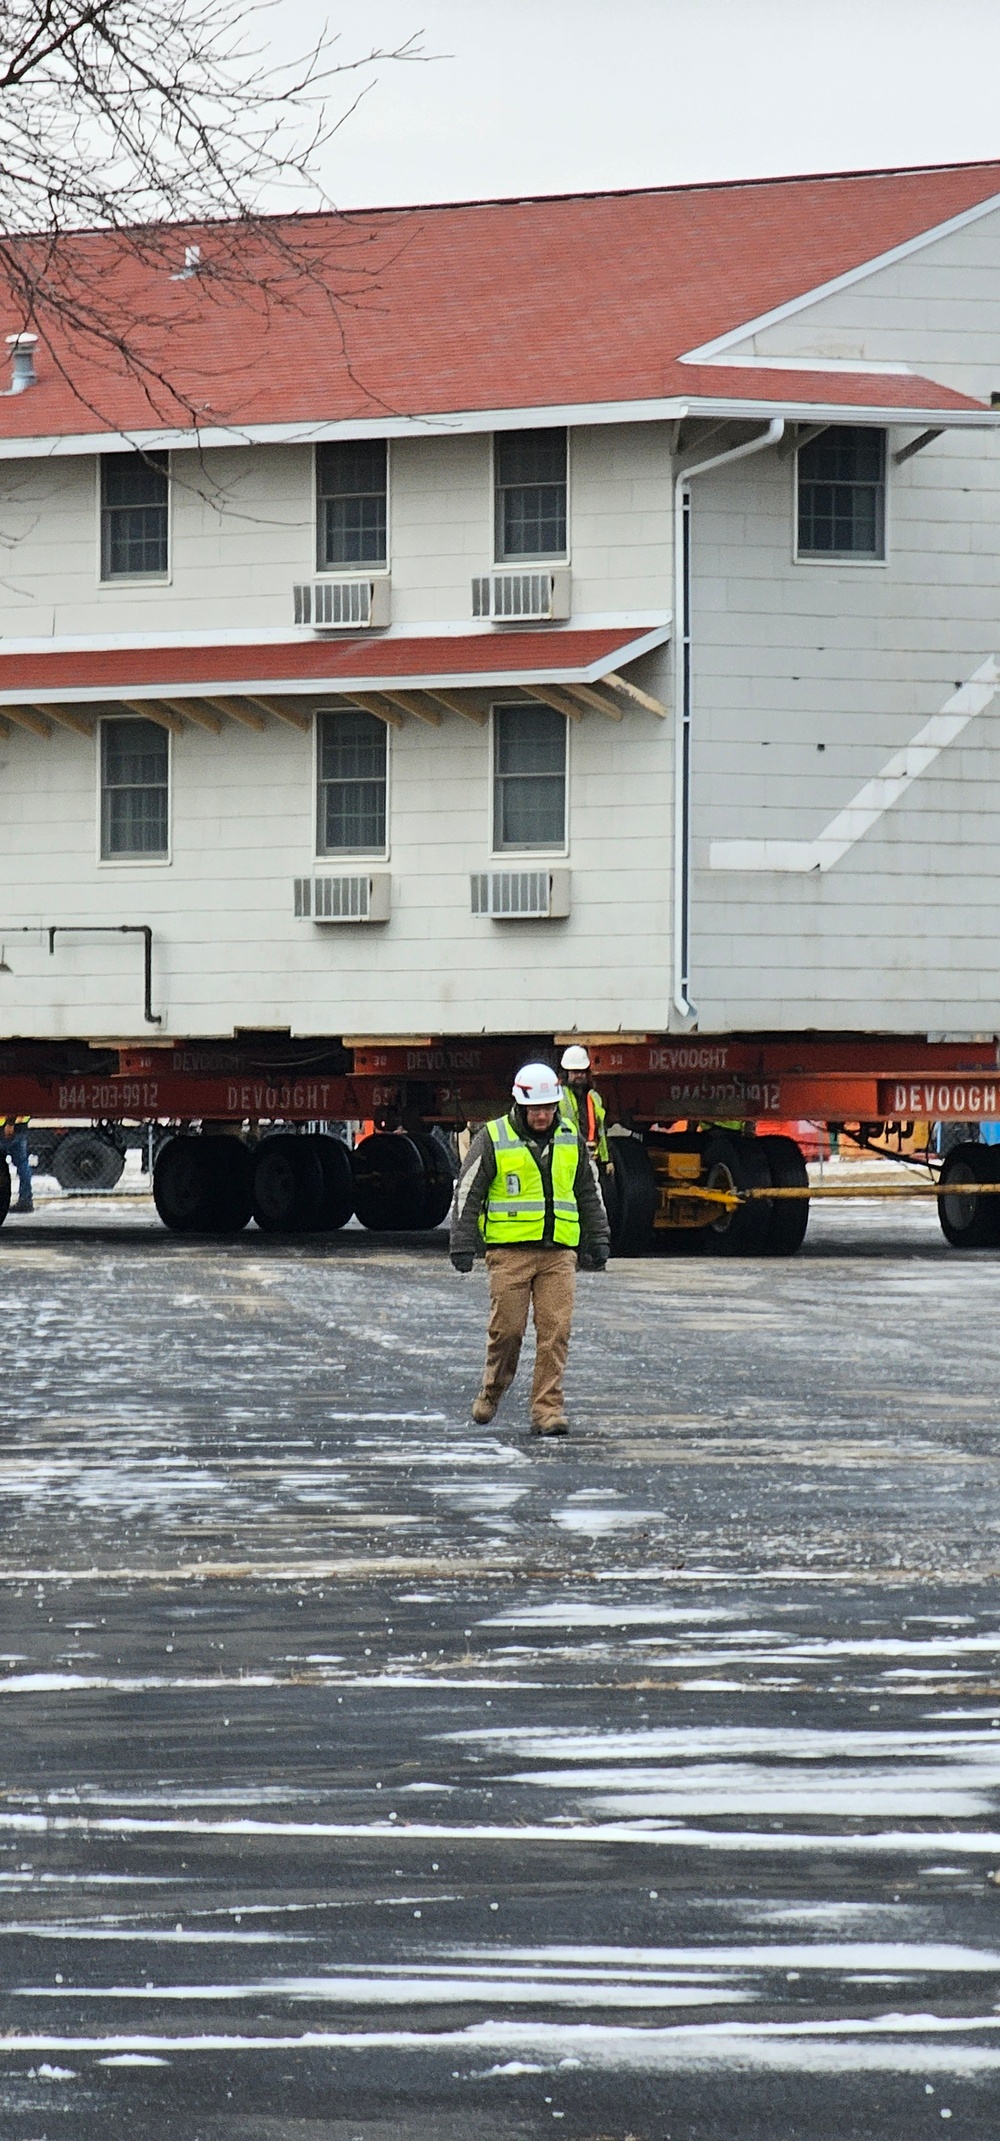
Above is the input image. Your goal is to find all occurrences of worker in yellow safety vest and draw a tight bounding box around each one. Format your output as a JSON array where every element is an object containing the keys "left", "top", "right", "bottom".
[
  {"left": 0, "top": 1115, "right": 33, "bottom": 1212},
  {"left": 559, "top": 1045, "right": 610, "bottom": 1171},
  {"left": 449, "top": 1062, "right": 610, "bottom": 1436}
]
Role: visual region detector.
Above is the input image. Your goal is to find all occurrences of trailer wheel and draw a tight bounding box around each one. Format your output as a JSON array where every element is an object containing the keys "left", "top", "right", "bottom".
[
  {"left": 603, "top": 1136, "right": 658, "bottom": 1255},
  {"left": 252, "top": 1135, "right": 325, "bottom": 1233},
  {"left": 411, "top": 1132, "right": 455, "bottom": 1229},
  {"left": 201, "top": 1138, "right": 253, "bottom": 1234},
  {"left": 0, "top": 1156, "right": 10, "bottom": 1227},
  {"left": 700, "top": 1133, "right": 773, "bottom": 1256},
  {"left": 351, "top": 1132, "right": 433, "bottom": 1231},
  {"left": 313, "top": 1134, "right": 355, "bottom": 1231},
  {"left": 51, "top": 1130, "right": 125, "bottom": 1192},
  {"left": 937, "top": 1143, "right": 1000, "bottom": 1249},
  {"left": 757, "top": 1134, "right": 810, "bottom": 1254},
  {"left": 153, "top": 1135, "right": 213, "bottom": 1231}
]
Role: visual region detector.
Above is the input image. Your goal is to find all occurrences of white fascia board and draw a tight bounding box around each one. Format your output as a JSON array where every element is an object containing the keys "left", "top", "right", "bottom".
[
  {"left": 704, "top": 354, "right": 917, "bottom": 375},
  {"left": 0, "top": 377, "right": 992, "bottom": 463},
  {"left": 0, "top": 626, "right": 671, "bottom": 707},
  {"left": 0, "top": 613, "right": 669, "bottom": 660},
  {"left": 683, "top": 394, "right": 998, "bottom": 428},
  {"left": 680, "top": 187, "right": 1000, "bottom": 363}
]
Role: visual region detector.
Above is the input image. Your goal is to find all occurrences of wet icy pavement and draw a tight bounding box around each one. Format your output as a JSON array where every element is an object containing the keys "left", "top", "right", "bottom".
[{"left": 2, "top": 1203, "right": 1000, "bottom": 2137}]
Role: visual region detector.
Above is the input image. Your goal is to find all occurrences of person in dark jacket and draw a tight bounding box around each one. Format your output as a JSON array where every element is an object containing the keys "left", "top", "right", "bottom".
[
  {"left": 1, "top": 1115, "right": 33, "bottom": 1212},
  {"left": 450, "top": 1061, "right": 610, "bottom": 1435}
]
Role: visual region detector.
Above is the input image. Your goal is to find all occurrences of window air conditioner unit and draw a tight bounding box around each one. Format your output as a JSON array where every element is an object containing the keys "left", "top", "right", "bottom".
[
  {"left": 471, "top": 570, "right": 571, "bottom": 622},
  {"left": 471, "top": 869, "right": 570, "bottom": 920},
  {"left": 293, "top": 578, "right": 391, "bottom": 629},
  {"left": 294, "top": 874, "right": 391, "bottom": 923}
]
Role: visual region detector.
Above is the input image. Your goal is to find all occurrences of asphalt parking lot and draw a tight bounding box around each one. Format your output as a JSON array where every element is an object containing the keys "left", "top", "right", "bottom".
[{"left": 2, "top": 1197, "right": 1000, "bottom": 2140}]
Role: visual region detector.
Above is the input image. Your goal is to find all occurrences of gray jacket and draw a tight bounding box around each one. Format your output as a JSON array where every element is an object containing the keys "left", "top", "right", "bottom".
[{"left": 450, "top": 1107, "right": 611, "bottom": 1263}]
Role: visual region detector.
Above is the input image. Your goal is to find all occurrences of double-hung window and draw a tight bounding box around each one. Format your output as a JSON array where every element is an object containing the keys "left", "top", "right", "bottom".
[
  {"left": 316, "top": 440, "right": 387, "bottom": 569},
  {"left": 100, "top": 451, "right": 169, "bottom": 578},
  {"left": 317, "top": 707, "right": 387, "bottom": 854},
  {"left": 493, "top": 703, "right": 567, "bottom": 850},
  {"left": 495, "top": 428, "right": 567, "bottom": 561},
  {"left": 797, "top": 426, "right": 886, "bottom": 559},
  {"left": 100, "top": 718, "right": 169, "bottom": 859}
]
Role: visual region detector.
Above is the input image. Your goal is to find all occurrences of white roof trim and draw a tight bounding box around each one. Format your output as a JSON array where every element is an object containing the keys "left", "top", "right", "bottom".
[
  {"left": 699, "top": 354, "right": 916, "bottom": 375},
  {"left": 0, "top": 624, "right": 671, "bottom": 706},
  {"left": 0, "top": 379, "right": 993, "bottom": 462},
  {"left": 681, "top": 186, "right": 1000, "bottom": 363}
]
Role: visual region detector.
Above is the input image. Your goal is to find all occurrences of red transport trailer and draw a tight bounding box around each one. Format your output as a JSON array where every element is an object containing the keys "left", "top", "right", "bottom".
[{"left": 1, "top": 1030, "right": 998, "bottom": 1254}]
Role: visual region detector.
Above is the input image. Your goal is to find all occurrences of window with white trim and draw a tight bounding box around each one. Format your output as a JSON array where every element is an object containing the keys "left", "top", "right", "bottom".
[
  {"left": 317, "top": 706, "right": 387, "bottom": 853},
  {"left": 316, "top": 440, "right": 387, "bottom": 569},
  {"left": 100, "top": 718, "right": 169, "bottom": 858},
  {"left": 493, "top": 702, "right": 566, "bottom": 850},
  {"left": 495, "top": 428, "right": 567, "bottom": 561},
  {"left": 797, "top": 426, "right": 886, "bottom": 559},
  {"left": 100, "top": 452, "right": 169, "bottom": 578}
]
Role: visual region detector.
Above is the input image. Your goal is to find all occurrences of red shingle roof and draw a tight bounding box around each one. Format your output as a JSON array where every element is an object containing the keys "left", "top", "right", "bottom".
[
  {"left": 3, "top": 161, "right": 999, "bottom": 439},
  {"left": 0, "top": 627, "right": 666, "bottom": 701}
]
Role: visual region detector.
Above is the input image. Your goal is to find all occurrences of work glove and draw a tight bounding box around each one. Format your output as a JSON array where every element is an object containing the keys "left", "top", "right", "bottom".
[
  {"left": 450, "top": 1251, "right": 474, "bottom": 1274},
  {"left": 579, "top": 1250, "right": 609, "bottom": 1272}
]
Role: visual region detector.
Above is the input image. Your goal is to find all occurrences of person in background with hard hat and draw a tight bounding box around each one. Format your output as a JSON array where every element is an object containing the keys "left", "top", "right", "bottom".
[
  {"left": 0, "top": 1115, "right": 33, "bottom": 1212},
  {"left": 559, "top": 1045, "right": 610, "bottom": 1173},
  {"left": 449, "top": 1061, "right": 610, "bottom": 1436}
]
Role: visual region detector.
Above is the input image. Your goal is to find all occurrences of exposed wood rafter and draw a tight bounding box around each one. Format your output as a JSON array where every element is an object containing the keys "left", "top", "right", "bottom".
[
  {"left": 420, "top": 687, "right": 488, "bottom": 726},
  {"left": 31, "top": 702, "right": 93, "bottom": 737},
  {"left": 893, "top": 426, "right": 944, "bottom": 465},
  {"left": 203, "top": 696, "right": 268, "bottom": 732},
  {"left": 241, "top": 695, "right": 311, "bottom": 732},
  {"left": 345, "top": 690, "right": 406, "bottom": 731},
  {"left": 525, "top": 683, "right": 584, "bottom": 723},
  {"left": 372, "top": 688, "right": 442, "bottom": 728},
  {"left": 119, "top": 698, "right": 185, "bottom": 735},
  {"left": 1, "top": 705, "right": 51, "bottom": 738},
  {"left": 157, "top": 698, "right": 223, "bottom": 734},
  {"left": 603, "top": 670, "right": 668, "bottom": 717},
  {"left": 562, "top": 680, "right": 624, "bottom": 722}
]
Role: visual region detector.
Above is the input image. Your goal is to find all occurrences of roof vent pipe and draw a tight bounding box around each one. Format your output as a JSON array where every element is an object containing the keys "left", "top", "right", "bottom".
[{"left": 5, "top": 332, "right": 37, "bottom": 392}]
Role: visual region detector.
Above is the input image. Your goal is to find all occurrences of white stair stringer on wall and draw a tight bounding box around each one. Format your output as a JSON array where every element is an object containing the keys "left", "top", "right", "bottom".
[{"left": 709, "top": 656, "right": 1000, "bottom": 873}]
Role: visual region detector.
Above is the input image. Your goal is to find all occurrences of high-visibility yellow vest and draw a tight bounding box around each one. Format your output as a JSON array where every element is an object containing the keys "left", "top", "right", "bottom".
[
  {"left": 560, "top": 1084, "right": 608, "bottom": 1162},
  {"left": 480, "top": 1113, "right": 581, "bottom": 1247}
]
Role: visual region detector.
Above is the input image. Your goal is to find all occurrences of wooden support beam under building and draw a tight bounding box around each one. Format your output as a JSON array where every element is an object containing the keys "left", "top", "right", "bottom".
[
  {"left": 345, "top": 690, "right": 406, "bottom": 731},
  {"left": 524, "top": 683, "right": 584, "bottom": 723},
  {"left": 603, "top": 670, "right": 668, "bottom": 717},
  {"left": 203, "top": 695, "right": 268, "bottom": 732},
  {"left": 31, "top": 702, "right": 94, "bottom": 737},
  {"left": 119, "top": 698, "right": 186, "bottom": 735},
  {"left": 372, "top": 689, "right": 442, "bottom": 728},
  {"left": 1, "top": 705, "right": 52, "bottom": 738},
  {"left": 420, "top": 687, "right": 488, "bottom": 726}
]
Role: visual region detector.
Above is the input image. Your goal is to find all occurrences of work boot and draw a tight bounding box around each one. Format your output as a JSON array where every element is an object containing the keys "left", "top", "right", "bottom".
[
  {"left": 471, "top": 1393, "right": 497, "bottom": 1425},
  {"left": 531, "top": 1415, "right": 569, "bottom": 1437},
  {"left": 14, "top": 1200, "right": 33, "bottom": 1214}
]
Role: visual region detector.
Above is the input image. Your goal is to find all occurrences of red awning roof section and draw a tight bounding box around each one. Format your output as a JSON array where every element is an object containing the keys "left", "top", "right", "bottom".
[
  {"left": 0, "top": 161, "right": 998, "bottom": 444},
  {"left": 0, "top": 625, "right": 667, "bottom": 703}
]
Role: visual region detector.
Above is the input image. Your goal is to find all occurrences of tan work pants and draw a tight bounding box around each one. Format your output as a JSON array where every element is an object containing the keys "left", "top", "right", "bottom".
[{"left": 482, "top": 1245, "right": 577, "bottom": 1426}]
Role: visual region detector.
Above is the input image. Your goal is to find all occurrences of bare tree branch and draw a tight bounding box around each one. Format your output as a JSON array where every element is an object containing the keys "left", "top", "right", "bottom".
[{"left": 0, "top": 0, "right": 426, "bottom": 423}]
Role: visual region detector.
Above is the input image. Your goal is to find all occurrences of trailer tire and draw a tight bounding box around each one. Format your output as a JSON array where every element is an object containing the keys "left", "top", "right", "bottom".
[
  {"left": 603, "top": 1136, "right": 658, "bottom": 1256},
  {"left": 0, "top": 1156, "right": 10, "bottom": 1227},
  {"left": 252, "top": 1135, "right": 325, "bottom": 1233},
  {"left": 700, "top": 1133, "right": 774, "bottom": 1256},
  {"left": 351, "top": 1131, "right": 432, "bottom": 1231},
  {"left": 757, "top": 1134, "right": 810, "bottom": 1255},
  {"left": 51, "top": 1129, "right": 125, "bottom": 1192},
  {"left": 153, "top": 1135, "right": 213, "bottom": 1231},
  {"left": 937, "top": 1143, "right": 1000, "bottom": 1249},
  {"left": 202, "top": 1138, "right": 253, "bottom": 1234},
  {"left": 411, "top": 1131, "right": 455, "bottom": 1229},
  {"left": 313, "top": 1134, "right": 354, "bottom": 1231}
]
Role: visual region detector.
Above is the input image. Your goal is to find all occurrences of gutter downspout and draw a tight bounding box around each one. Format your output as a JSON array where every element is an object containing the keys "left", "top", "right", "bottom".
[{"left": 672, "top": 417, "right": 785, "bottom": 1022}]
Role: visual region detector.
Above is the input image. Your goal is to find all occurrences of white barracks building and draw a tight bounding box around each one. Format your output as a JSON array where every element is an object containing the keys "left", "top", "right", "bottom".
[{"left": 2, "top": 160, "right": 1000, "bottom": 1046}]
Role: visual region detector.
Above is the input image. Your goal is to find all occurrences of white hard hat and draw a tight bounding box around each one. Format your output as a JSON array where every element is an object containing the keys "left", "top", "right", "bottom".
[
  {"left": 560, "top": 1044, "right": 591, "bottom": 1071},
  {"left": 512, "top": 1062, "right": 562, "bottom": 1107}
]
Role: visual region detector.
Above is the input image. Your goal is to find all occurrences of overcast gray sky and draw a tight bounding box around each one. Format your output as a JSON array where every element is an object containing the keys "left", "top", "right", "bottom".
[{"left": 266, "top": 0, "right": 1000, "bottom": 210}]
